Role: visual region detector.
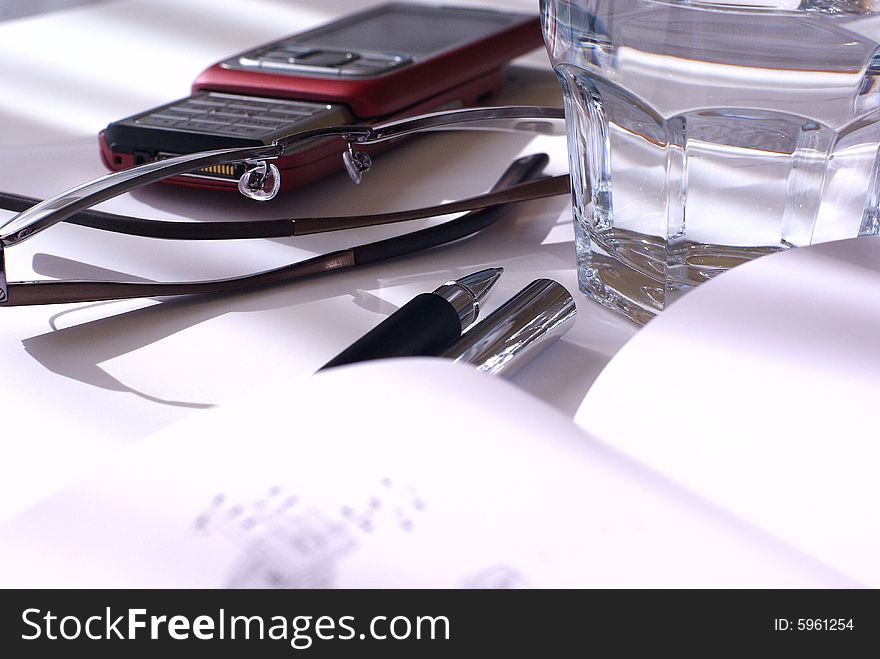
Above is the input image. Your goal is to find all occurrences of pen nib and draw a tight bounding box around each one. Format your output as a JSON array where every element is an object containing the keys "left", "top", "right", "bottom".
[{"left": 457, "top": 267, "right": 503, "bottom": 303}]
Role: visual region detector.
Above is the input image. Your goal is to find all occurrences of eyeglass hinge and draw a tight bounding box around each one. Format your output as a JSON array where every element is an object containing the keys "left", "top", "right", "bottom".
[{"left": 342, "top": 127, "right": 375, "bottom": 144}]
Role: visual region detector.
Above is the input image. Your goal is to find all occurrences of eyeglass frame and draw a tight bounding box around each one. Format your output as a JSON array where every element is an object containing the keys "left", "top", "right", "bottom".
[{"left": 0, "top": 105, "right": 570, "bottom": 307}]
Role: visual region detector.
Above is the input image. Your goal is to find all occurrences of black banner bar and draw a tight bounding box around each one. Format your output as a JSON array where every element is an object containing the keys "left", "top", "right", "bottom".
[{"left": 1, "top": 589, "right": 876, "bottom": 656}]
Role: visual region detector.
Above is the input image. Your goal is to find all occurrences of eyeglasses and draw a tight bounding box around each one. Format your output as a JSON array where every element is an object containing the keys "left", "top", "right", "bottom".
[{"left": 0, "top": 105, "right": 570, "bottom": 307}]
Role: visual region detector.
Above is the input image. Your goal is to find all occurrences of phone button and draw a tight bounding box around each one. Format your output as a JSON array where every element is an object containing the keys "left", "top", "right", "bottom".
[
  {"left": 237, "top": 56, "right": 262, "bottom": 68},
  {"left": 338, "top": 57, "right": 410, "bottom": 77},
  {"left": 291, "top": 50, "right": 358, "bottom": 67},
  {"left": 135, "top": 115, "right": 183, "bottom": 128}
]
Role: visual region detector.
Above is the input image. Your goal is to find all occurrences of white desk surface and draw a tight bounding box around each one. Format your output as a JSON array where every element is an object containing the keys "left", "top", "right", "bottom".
[{"left": 0, "top": 0, "right": 636, "bottom": 521}]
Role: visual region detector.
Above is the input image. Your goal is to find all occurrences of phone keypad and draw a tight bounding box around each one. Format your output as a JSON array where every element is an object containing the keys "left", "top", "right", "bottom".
[{"left": 126, "top": 92, "right": 341, "bottom": 140}]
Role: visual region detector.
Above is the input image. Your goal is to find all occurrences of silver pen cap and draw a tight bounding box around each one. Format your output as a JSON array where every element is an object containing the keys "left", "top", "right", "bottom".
[{"left": 442, "top": 279, "right": 576, "bottom": 378}]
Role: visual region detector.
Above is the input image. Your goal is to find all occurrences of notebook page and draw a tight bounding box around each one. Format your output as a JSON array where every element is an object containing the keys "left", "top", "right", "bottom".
[
  {"left": 577, "top": 236, "right": 880, "bottom": 586},
  {"left": 0, "top": 359, "right": 853, "bottom": 588}
]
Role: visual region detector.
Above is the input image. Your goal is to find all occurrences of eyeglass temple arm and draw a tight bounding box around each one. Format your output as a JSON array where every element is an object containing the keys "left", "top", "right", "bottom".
[
  {"left": 0, "top": 144, "right": 276, "bottom": 248},
  {"left": 0, "top": 154, "right": 550, "bottom": 307},
  {"left": 292, "top": 174, "right": 570, "bottom": 235},
  {"left": 326, "top": 105, "right": 564, "bottom": 145},
  {"left": 0, "top": 125, "right": 364, "bottom": 249},
  {"left": 0, "top": 106, "right": 564, "bottom": 249},
  {"left": 351, "top": 153, "right": 550, "bottom": 265},
  {"left": 0, "top": 173, "right": 570, "bottom": 241},
  {"left": 0, "top": 244, "right": 7, "bottom": 304}
]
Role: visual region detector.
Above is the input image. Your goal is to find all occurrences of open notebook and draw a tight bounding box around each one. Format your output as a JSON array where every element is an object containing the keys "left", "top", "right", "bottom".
[{"left": 1, "top": 236, "right": 878, "bottom": 588}]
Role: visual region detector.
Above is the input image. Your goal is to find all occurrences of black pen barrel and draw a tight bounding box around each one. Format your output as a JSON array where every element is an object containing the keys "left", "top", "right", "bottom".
[{"left": 319, "top": 293, "right": 462, "bottom": 370}]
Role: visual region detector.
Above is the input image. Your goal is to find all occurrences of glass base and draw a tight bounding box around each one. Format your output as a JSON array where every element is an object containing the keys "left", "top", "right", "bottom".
[{"left": 579, "top": 229, "right": 783, "bottom": 325}]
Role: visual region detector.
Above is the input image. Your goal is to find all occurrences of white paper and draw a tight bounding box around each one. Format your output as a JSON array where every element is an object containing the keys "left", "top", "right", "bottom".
[
  {"left": 578, "top": 236, "right": 880, "bottom": 586},
  {"left": 0, "top": 359, "right": 853, "bottom": 588}
]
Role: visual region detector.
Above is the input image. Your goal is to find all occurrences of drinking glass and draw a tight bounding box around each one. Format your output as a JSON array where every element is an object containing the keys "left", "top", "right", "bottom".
[{"left": 542, "top": 0, "right": 880, "bottom": 323}]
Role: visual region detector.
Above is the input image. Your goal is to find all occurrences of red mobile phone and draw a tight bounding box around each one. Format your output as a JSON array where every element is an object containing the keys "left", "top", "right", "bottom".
[{"left": 98, "top": 3, "right": 542, "bottom": 193}]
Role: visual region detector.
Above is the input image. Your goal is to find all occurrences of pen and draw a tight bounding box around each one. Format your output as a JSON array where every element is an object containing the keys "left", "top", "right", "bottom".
[
  {"left": 443, "top": 279, "right": 576, "bottom": 377},
  {"left": 319, "top": 267, "right": 503, "bottom": 370}
]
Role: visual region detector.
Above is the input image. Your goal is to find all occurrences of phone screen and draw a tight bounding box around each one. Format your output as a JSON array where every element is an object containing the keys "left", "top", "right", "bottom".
[{"left": 298, "top": 5, "right": 517, "bottom": 57}]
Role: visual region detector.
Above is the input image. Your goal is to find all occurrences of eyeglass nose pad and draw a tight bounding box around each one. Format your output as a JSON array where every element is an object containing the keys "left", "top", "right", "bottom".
[
  {"left": 343, "top": 147, "right": 372, "bottom": 184},
  {"left": 238, "top": 160, "right": 281, "bottom": 201}
]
